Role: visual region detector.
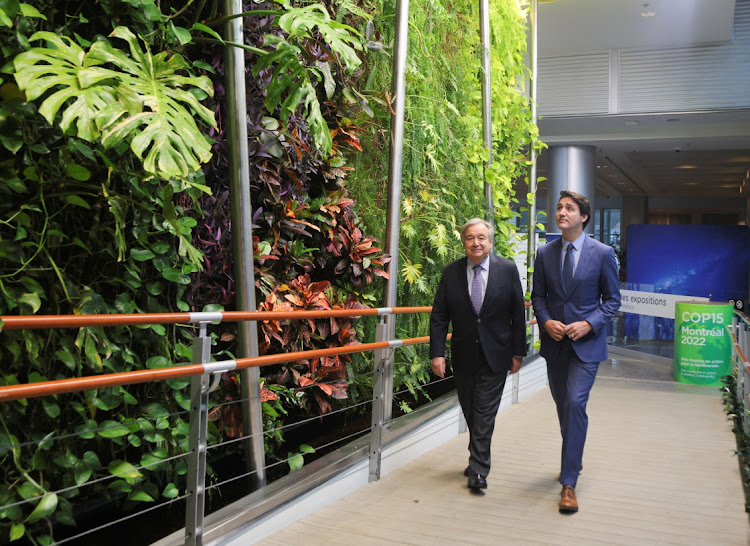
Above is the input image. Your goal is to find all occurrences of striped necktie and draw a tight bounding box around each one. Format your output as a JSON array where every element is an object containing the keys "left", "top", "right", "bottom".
[{"left": 471, "top": 264, "right": 483, "bottom": 314}]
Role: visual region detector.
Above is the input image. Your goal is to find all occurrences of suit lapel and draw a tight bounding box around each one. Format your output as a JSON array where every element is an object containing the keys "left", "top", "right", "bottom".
[
  {"left": 568, "top": 236, "right": 594, "bottom": 296},
  {"left": 549, "top": 239, "right": 566, "bottom": 296},
  {"left": 457, "top": 257, "right": 473, "bottom": 311},
  {"left": 483, "top": 255, "right": 500, "bottom": 311}
]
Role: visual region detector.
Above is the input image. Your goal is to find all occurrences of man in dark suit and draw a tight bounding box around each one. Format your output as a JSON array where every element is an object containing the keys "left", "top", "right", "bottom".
[
  {"left": 531, "top": 190, "right": 621, "bottom": 513},
  {"left": 430, "top": 218, "right": 527, "bottom": 491}
]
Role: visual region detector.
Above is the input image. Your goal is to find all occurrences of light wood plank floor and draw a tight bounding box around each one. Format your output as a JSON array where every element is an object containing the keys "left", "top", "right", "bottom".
[{"left": 260, "top": 364, "right": 749, "bottom": 545}]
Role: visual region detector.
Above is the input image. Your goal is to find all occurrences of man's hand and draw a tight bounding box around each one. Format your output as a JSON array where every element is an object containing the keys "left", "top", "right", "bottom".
[
  {"left": 543, "top": 319, "right": 567, "bottom": 341},
  {"left": 510, "top": 356, "right": 522, "bottom": 374},
  {"left": 563, "top": 320, "right": 593, "bottom": 341},
  {"left": 431, "top": 356, "right": 446, "bottom": 378}
]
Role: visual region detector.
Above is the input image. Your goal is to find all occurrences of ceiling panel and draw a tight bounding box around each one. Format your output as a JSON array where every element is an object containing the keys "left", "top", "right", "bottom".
[{"left": 538, "top": 0, "right": 736, "bottom": 56}]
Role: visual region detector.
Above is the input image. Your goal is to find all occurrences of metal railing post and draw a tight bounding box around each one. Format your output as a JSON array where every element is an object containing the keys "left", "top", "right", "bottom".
[
  {"left": 740, "top": 316, "right": 749, "bottom": 366},
  {"left": 382, "top": 0, "right": 409, "bottom": 423},
  {"left": 740, "top": 316, "right": 750, "bottom": 435},
  {"left": 479, "top": 0, "right": 494, "bottom": 225},
  {"left": 224, "top": 0, "right": 266, "bottom": 489},
  {"left": 185, "top": 324, "right": 212, "bottom": 545},
  {"left": 369, "top": 321, "right": 388, "bottom": 482},
  {"left": 525, "top": 0, "right": 539, "bottom": 309}
]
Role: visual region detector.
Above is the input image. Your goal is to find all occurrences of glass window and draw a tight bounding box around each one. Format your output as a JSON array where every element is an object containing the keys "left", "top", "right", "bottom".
[
  {"left": 515, "top": 209, "right": 548, "bottom": 232},
  {"left": 595, "top": 209, "right": 621, "bottom": 246}
]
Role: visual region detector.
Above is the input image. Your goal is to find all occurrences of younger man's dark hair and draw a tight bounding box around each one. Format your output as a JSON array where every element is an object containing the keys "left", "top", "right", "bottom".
[{"left": 559, "top": 190, "right": 591, "bottom": 229}]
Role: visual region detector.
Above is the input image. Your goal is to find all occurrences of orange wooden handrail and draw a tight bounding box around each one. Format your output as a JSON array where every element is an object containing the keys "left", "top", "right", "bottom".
[
  {"left": 0, "top": 301, "right": 539, "bottom": 402},
  {"left": 1, "top": 304, "right": 532, "bottom": 330},
  {"left": 0, "top": 307, "right": 434, "bottom": 330},
  {"left": 0, "top": 336, "right": 432, "bottom": 403}
]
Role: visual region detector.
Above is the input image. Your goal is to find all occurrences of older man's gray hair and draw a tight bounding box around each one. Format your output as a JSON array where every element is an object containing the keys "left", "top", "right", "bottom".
[{"left": 460, "top": 218, "right": 495, "bottom": 243}]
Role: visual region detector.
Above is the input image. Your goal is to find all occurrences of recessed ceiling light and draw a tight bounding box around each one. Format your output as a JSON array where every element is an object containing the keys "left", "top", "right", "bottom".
[{"left": 641, "top": 3, "right": 656, "bottom": 17}]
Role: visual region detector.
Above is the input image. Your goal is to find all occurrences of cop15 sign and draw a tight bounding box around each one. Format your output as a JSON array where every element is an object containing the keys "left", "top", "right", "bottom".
[{"left": 673, "top": 302, "right": 733, "bottom": 386}]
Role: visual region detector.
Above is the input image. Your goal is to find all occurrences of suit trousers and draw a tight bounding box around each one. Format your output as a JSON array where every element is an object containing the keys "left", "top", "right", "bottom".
[
  {"left": 454, "top": 350, "right": 507, "bottom": 477},
  {"left": 546, "top": 339, "right": 599, "bottom": 488}
]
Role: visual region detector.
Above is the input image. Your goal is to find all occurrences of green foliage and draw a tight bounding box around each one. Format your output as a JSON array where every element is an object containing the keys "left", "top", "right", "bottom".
[
  {"left": 0, "top": 0, "right": 541, "bottom": 541},
  {"left": 0, "top": 1, "right": 221, "bottom": 541},
  {"left": 720, "top": 373, "right": 750, "bottom": 511},
  {"left": 14, "top": 27, "right": 216, "bottom": 179},
  {"left": 345, "top": 0, "right": 540, "bottom": 396},
  {"left": 247, "top": 2, "right": 364, "bottom": 155}
]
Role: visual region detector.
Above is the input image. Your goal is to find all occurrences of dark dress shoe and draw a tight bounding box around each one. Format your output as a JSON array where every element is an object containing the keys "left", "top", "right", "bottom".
[
  {"left": 464, "top": 466, "right": 470, "bottom": 477},
  {"left": 559, "top": 485, "right": 578, "bottom": 513},
  {"left": 467, "top": 473, "right": 487, "bottom": 489}
]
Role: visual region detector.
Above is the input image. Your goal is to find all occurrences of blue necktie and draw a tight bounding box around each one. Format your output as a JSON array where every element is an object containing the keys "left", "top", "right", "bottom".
[
  {"left": 471, "top": 264, "right": 483, "bottom": 314},
  {"left": 563, "top": 244, "right": 574, "bottom": 293}
]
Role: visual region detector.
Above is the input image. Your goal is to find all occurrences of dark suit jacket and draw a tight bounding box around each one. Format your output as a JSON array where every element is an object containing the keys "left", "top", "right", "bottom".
[
  {"left": 531, "top": 235, "right": 621, "bottom": 363},
  {"left": 430, "top": 255, "right": 527, "bottom": 374}
]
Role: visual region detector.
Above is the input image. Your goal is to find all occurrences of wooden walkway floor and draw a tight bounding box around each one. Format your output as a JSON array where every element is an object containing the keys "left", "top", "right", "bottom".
[{"left": 259, "top": 357, "right": 749, "bottom": 545}]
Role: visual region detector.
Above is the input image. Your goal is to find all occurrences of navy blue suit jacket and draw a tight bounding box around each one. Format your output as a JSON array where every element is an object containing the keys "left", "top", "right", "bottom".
[
  {"left": 531, "top": 236, "right": 621, "bottom": 363},
  {"left": 430, "top": 255, "right": 527, "bottom": 374}
]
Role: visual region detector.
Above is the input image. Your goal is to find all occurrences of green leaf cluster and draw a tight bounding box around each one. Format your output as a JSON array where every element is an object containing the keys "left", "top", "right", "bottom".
[
  {"left": 14, "top": 26, "right": 216, "bottom": 179},
  {"left": 247, "top": 2, "right": 364, "bottom": 155},
  {"left": 344, "top": 0, "right": 542, "bottom": 400},
  {"left": 0, "top": 1, "right": 222, "bottom": 541}
]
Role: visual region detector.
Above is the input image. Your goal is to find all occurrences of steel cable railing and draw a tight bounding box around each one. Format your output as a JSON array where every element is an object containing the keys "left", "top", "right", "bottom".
[
  {"left": 0, "top": 307, "right": 445, "bottom": 545},
  {"left": 0, "top": 306, "right": 536, "bottom": 545},
  {"left": 56, "top": 496, "right": 191, "bottom": 545}
]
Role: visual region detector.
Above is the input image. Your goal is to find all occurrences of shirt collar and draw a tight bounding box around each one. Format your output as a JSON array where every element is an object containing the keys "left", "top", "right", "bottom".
[
  {"left": 467, "top": 255, "right": 490, "bottom": 271},
  {"left": 562, "top": 233, "right": 586, "bottom": 252}
]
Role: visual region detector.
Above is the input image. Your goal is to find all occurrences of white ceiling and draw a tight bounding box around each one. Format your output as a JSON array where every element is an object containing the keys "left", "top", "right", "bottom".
[
  {"left": 539, "top": 0, "right": 736, "bottom": 55},
  {"left": 533, "top": 0, "right": 749, "bottom": 212}
]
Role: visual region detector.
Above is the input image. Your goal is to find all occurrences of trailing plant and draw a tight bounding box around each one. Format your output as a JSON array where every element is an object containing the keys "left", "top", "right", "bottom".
[
  {"left": 0, "top": 0, "right": 540, "bottom": 542},
  {"left": 203, "top": 0, "right": 369, "bottom": 157},
  {"left": 190, "top": 0, "right": 390, "bottom": 437},
  {"left": 720, "top": 373, "right": 750, "bottom": 511},
  {"left": 344, "top": 0, "right": 541, "bottom": 403},
  {"left": 0, "top": 1, "right": 230, "bottom": 542}
]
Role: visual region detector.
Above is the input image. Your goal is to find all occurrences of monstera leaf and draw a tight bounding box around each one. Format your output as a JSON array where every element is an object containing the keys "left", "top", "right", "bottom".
[
  {"left": 13, "top": 32, "right": 120, "bottom": 142},
  {"left": 92, "top": 27, "right": 215, "bottom": 178},
  {"left": 14, "top": 27, "right": 216, "bottom": 179}
]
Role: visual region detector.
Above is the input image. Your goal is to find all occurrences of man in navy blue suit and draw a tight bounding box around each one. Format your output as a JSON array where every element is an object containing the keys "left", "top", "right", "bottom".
[
  {"left": 430, "top": 218, "right": 527, "bottom": 491},
  {"left": 531, "top": 190, "right": 621, "bottom": 513}
]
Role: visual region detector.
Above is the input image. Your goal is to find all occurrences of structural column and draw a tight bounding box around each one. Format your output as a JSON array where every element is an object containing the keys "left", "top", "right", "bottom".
[
  {"left": 381, "top": 0, "right": 410, "bottom": 423},
  {"left": 224, "top": 0, "right": 265, "bottom": 488},
  {"left": 547, "top": 145, "right": 596, "bottom": 234}
]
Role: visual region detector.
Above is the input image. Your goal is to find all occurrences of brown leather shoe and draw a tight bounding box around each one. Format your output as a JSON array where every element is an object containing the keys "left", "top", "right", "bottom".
[{"left": 559, "top": 486, "right": 578, "bottom": 513}]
